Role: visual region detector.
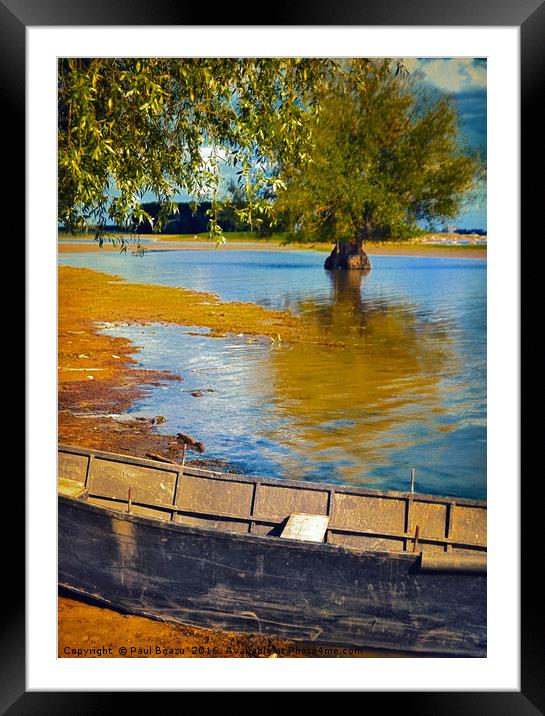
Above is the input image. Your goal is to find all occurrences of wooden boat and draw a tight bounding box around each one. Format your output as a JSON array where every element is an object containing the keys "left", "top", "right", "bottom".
[{"left": 58, "top": 444, "right": 487, "bottom": 656}]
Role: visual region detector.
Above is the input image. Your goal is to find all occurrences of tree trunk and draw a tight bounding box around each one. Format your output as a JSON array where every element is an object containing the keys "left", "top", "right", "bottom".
[{"left": 324, "top": 238, "right": 371, "bottom": 271}]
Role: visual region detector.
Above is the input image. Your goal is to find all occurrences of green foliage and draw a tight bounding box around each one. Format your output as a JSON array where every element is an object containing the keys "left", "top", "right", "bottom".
[
  {"left": 58, "top": 58, "right": 372, "bottom": 240},
  {"left": 277, "top": 60, "right": 478, "bottom": 245}
]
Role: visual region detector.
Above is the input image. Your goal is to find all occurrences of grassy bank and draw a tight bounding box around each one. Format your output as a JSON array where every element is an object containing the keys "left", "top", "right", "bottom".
[
  {"left": 59, "top": 265, "right": 307, "bottom": 340},
  {"left": 58, "top": 264, "right": 317, "bottom": 455}
]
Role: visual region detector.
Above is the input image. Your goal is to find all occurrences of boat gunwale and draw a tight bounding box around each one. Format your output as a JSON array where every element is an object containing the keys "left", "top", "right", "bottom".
[
  {"left": 58, "top": 443, "right": 487, "bottom": 509},
  {"left": 58, "top": 492, "right": 427, "bottom": 562}
]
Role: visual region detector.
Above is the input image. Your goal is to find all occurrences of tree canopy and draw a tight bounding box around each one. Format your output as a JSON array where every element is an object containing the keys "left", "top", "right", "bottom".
[
  {"left": 58, "top": 58, "right": 373, "bottom": 239},
  {"left": 276, "top": 60, "right": 478, "bottom": 258}
]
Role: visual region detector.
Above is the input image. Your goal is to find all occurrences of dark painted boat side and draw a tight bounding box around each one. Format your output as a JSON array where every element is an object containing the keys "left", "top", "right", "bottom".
[{"left": 59, "top": 495, "right": 486, "bottom": 656}]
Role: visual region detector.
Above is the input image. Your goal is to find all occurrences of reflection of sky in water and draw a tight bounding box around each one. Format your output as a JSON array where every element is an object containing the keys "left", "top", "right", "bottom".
[{"left": 60, "top": 249, "right": 486, "bottom": 499}]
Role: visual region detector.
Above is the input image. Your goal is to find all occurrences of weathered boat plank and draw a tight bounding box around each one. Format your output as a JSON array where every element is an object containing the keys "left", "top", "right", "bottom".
[{"left": 59, "top": 444, "right": 487, "bottom": 554}]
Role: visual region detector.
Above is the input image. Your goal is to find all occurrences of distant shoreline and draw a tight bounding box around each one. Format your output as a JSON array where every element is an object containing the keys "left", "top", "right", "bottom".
[{"left": 58, "top": 235, "right": 487, "bottom": 260}]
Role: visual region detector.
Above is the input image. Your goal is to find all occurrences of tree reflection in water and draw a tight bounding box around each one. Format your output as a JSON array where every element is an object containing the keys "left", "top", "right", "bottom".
[{"left": 264, "top": 269, "right": 459, "bottom": 484}]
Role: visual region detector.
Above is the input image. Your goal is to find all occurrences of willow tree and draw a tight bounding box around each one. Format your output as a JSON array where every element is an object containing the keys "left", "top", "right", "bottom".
[
  {"left": 58, "top": 58, "right": 373, "bottom": 241},
  {"left": 277, "top": 60, "right": 478, "bottom": 270}
]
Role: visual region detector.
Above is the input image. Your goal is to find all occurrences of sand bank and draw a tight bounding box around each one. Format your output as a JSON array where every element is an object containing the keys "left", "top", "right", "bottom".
[{"left": 59, "top": 237, "right": 487, "bottom": 259}]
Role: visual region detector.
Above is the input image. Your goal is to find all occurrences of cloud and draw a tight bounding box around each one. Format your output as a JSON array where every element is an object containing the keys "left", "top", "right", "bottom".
[{"left": 404, "top": 58, "right": 486, "bottom": 93}]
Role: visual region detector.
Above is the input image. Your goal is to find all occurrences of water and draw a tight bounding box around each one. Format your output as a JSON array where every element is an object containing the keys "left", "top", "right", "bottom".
[{"left": 59, "top": 249, "right": 486, "bottom": 499}]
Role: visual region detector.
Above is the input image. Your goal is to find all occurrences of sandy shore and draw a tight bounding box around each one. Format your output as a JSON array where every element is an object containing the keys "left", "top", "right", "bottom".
[
  {"left": 59, "top": 264, "right": 409, "bottom": 658},
  {"left": 59, "top": 237, "right": 487, "bottom": 259},
  {"left": 59, "top": 593, "right": 408, "bottom": 659}
]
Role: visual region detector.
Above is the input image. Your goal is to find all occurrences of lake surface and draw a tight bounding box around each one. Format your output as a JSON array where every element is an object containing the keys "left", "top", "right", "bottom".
[{"left": 59, "top": 249, "right": 486, "bottom": 499}]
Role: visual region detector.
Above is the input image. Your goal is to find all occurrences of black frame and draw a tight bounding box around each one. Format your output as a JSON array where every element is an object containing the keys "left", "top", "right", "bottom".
[{"left": 12, "top": 0, "right": 534, "bottom": 709}]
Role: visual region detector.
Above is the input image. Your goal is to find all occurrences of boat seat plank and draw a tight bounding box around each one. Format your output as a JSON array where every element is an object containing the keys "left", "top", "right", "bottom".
[{"left": 280, "top": 513, "right": 330, "bottom": 543}]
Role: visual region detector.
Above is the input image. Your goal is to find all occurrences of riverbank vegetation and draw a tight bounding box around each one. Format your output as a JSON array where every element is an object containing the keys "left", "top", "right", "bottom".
[
  {"left": 58, "top": 58, "right": 377, "bottom": 238},
  {"left": 58, "top": 58, "right": 482, "bottom": 271},
  {"left": 276, "top": 62, "right": 479, "bottom": 269}
]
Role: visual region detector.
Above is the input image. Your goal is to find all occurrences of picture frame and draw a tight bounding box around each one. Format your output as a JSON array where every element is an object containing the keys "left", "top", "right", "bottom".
[{"left": 11, "top": 0, "right": 534, "bottom": 707}]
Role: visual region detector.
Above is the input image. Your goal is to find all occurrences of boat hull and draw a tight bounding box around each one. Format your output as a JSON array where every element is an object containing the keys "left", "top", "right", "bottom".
[{"left": 59, "top": 495, "right": 486, "bottom": 656}]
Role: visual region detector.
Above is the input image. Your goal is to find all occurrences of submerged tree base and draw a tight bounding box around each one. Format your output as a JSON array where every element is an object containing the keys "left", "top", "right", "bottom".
[{"left": 324, "top": 241, "right": 372, "bottom": 271}]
